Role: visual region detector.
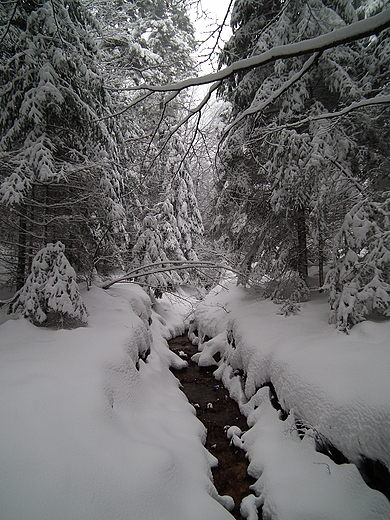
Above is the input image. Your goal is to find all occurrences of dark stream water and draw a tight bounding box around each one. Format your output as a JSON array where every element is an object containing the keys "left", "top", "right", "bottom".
[{"left": 168, "top": 335, "right": 258, "bottom": 520}]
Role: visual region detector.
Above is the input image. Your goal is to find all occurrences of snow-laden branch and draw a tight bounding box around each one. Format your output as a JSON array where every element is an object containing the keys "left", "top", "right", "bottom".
[
  {"left": 222, "top": 52, "right": 321, "bottom": 138},
  {"left": 246, "top": 95, "right": 390, "bottom": 137},
  {"left": 101, "top": 260, "right": 245, "bottom": 289},
  {"left": 120, "top": 9, "right": 390, "bottom": 93},
  {"left": 282, "top": 95, "right": 390, "bottom": 129}
]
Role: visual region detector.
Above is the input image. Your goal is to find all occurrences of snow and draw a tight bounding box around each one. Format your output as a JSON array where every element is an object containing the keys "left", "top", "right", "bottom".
[
  {"left": 0, "top": 283, "right": 232, "bottom": 520},
  {"left": 1, "top": 278, "right": 390, "bottom": 519},
  {"left": 193, "top": 281, "right": 390, "bottom": 519},
  {"left": 240, "top": 391, "right": 388, "bottom": 520}
]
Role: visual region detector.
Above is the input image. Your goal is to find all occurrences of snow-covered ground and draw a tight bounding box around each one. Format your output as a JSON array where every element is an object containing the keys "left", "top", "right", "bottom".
[
  {"left": 192, "top": 280, "right": 390, "bottom": 519},
  {"left": 1, "top": 280, "right": 390, "bottom": 519},
  {"left": 0, "top": 284, "right": 232, "bottom": 520}
]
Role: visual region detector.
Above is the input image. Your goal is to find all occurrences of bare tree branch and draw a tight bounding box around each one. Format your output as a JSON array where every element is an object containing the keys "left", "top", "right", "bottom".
[
  {"left": 197, "top": 0, "right": 234, "bottom": 66},
  {"left": 50, "top": 0, "right": 65, "bottom": 45},
  {"left": 101, "top": 260, "right": 245, "bottom": 289},
  {"left": 329, "top": 159, "right": 365, "bottom": 194},
  {"left": 142, "top": 90, "right": 180, "bottom": 167},
  {"left": 0, "top": 0, "right": 19, "bottom": 44},
  {"left": 147, "top": 81, "right": 222, "bottom": 170}
]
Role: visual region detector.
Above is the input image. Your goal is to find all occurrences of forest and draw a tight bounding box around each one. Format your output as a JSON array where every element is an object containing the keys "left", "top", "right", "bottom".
[
  {"left": 0, "top": 0, "right": 389, "bottom": 331},
  {"left": 0, "top": 1, "right": 390, "bottom": 519}
]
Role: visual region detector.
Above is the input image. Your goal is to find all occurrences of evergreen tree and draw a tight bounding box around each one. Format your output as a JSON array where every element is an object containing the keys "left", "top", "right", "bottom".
[
  {"left": 216, "top": 0, "right": 390, "bottom": 311},
  {"left": 11, "top": 241, "right": 88, "bottom": 328},
  {"left": 92, "top": 0, "right": 199, "bottom": 261},
  {"left": 0, "top": 0, "right": 127, "bottom": 287},
  {"left": 95, "top": 0, "right": 196, "bottom": 86},
  {"left": 324, "top": 196, "right": 390, "bottom": 331},
  {"left": 165, "top": 135, "right": 204, "bottom": 261},
  {"left": 132, "top": 133, "right": 204, "bottom": 295}
]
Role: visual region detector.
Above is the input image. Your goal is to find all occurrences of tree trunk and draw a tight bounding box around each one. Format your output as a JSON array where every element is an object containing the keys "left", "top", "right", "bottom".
[
  {"left": 296, "top": 206, "right": 308, "bottom": 281},
  {"left": 238, "top": 234, "right": 262, "bottom": 286},
  {"left": 318, "top": 234, "right": 324, "bottom": 290},
  {"left": 16, "top": 206, "right": 27, "bottom": 290}
]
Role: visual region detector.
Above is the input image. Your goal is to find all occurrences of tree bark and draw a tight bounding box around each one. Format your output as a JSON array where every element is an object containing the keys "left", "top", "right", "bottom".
[
  {"left": 16, "top": 206, "right": 27, "bottom": 290},
  {"left": 238, "top": 234, "right": 262, "bottom": 286},
  {"left": 318, "top": 234, "right": 324, "bottom": 290},
  {"left": 296, "top": 207, "right": 308, "bottom": 281}
]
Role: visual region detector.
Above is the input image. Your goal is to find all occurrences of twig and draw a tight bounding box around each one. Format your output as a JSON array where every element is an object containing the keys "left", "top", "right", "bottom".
[
  {"left": 197, "top": 0, "right": 234, "bottom": 67},
  {"left": 0, "top": 0, "right": 19, "bottom": 44},
  {"left": 147, "top": 81, "right": 222, "bottom": 170},
  {"left": 313, "top": 462, "right": 331, "bottom": 474}
]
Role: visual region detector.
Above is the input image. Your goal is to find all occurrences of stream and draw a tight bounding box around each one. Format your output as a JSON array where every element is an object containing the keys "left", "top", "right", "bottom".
[
  {"left": 168, "top": 335, "right": 258, "bottom": 520},
  {"left": 168, "top": 334, "right": 390, "bottom": 517}
]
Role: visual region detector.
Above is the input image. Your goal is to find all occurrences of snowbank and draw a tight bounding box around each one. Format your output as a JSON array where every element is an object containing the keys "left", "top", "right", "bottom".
[
  {"left": 0, "top": 283, "right": 232, "bottom": 520},
  {"left": 193, "top": 282, "right": 390, "bottom": 519}
]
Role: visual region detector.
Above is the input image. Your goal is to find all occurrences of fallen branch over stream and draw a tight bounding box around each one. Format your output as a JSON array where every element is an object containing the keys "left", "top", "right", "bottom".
[{"left": 101, "top": 260, "right": 246, "bottom": 290}]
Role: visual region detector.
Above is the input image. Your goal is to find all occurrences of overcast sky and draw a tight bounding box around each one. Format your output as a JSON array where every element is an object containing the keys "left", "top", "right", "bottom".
[{"left": 191, "top": 0, "right": 232, "bottom": 72}]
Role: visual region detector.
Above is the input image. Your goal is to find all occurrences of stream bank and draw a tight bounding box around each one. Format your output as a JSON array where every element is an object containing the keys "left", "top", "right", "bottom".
[{"left": 168, "top": 335, "right": 258, "bottom": 520}]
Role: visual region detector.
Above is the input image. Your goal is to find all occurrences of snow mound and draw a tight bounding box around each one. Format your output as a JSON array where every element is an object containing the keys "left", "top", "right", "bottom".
[
  {"left": 194, "top": 282, "right": 390, "bottom": 519},
  {"left": 0, "top": 284, "right": 233, "bottom": 520}
]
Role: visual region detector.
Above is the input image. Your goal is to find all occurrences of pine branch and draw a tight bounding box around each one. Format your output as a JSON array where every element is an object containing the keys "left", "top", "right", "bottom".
[{"left": 275, "top": 95, "right": 390, "bottom": 131}]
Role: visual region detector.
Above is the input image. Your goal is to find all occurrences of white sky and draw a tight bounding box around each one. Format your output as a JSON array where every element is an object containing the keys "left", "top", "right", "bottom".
[{"left": 191, "top": 0, "right": 232, "bottom": 72}]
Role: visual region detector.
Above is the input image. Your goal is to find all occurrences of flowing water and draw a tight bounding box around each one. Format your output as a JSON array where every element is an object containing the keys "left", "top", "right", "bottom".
[{"left": 168, "top": 335, "right": 258, "bottom": 520}]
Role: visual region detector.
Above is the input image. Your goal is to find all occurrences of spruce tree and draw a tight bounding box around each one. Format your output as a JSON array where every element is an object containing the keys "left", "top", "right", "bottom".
[
  {"left": 216, "top": 0, "right": 390, "bottom": 312},
  {"left": 0, "top": 0, "right": 126, "bottom": 288},
  {"left": 132, "top": 134, "right": 205, "bottom": 295},
  {"left": 11, "top": 241, "right": 88, "bottom": 328}
]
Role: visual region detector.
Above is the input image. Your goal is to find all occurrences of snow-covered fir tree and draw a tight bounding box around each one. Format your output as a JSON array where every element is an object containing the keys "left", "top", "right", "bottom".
[
  {"left": 165, "top": 135, "right": 204, "bottom": 261},
  {"left": 92, "top": 0, "right": 198, "bottom": 258},
  {"left": 132, "top": 136, "right": 205, "bottom": 295},
  {"left": 215, "top": 0, "right": 390, "bottom": 323},
  {"left": 324, "top": 197, "right": 390, "bottom": 331},
  {"left": 0, "top": 0, "right": 127, "bottom": 288},
  {"left": 132, "top": 205, "right": 190, "bottom": 296},
  {"left": 11, "top": 241, "right": 88, "bottom": 328}
]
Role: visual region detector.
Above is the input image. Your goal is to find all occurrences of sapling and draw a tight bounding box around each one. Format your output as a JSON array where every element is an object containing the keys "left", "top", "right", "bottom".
[{"left": 11, "top": 242, "right": 88, "bottom": 328}]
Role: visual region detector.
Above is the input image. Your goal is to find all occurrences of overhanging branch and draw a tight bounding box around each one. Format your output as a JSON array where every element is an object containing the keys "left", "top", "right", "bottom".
[
  {"left": 101, "top": 260, "right": 245, "bottom": 289},
  {"left": 245, "top": 95, "right": 390, "bottom": 138},
  {"left": 114, "top": 10, "right": 390, "bottom": 94},
  {"left": 221, "top": 52, "right": 321, "bottom": 141}
]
